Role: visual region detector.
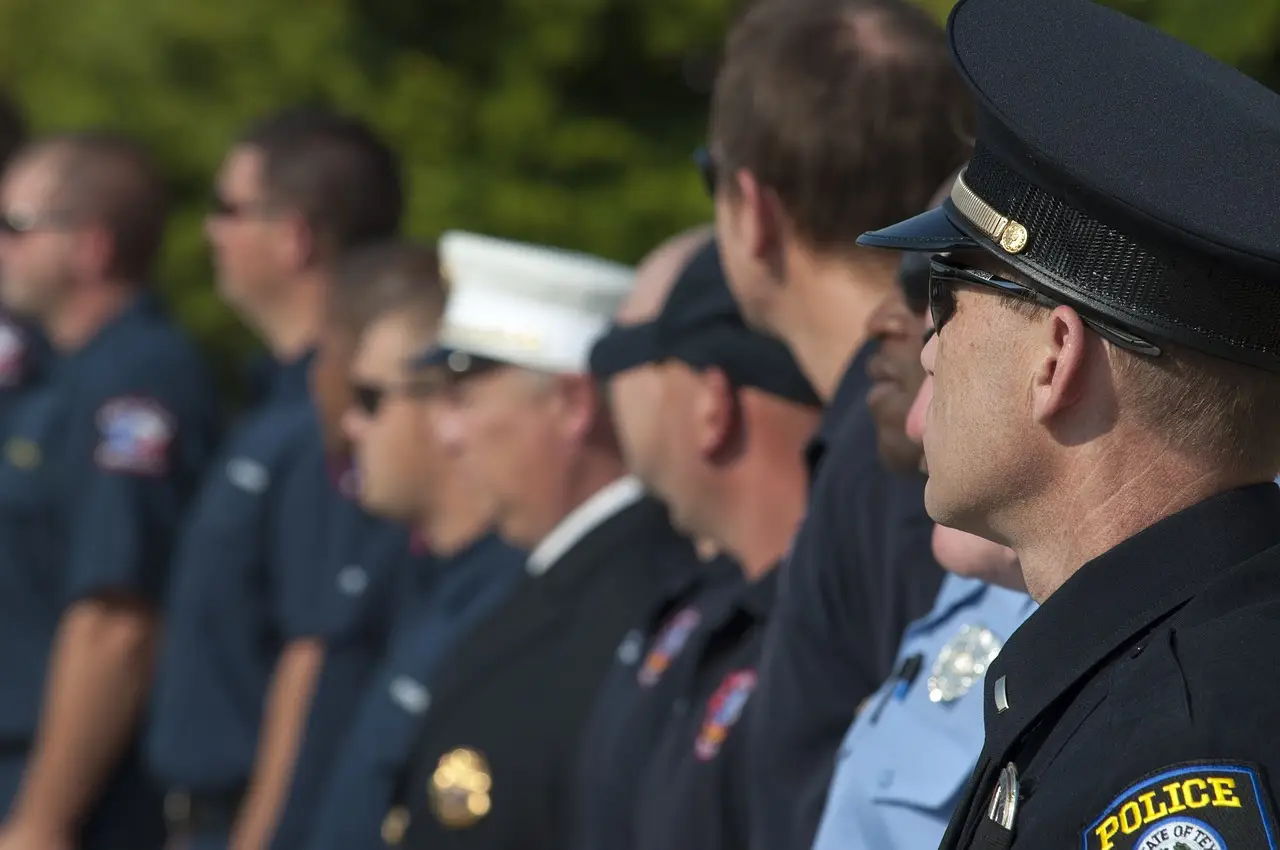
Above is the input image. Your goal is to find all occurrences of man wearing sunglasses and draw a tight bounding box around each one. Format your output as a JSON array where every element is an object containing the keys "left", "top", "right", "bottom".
[
  {"left": 0, "top": 133, "right": 221, "bottom": 850},
  {"left": 287, "top": 239, "right": 523, "bottom": 850},
  {"left": 384, "top": 231, "right": 698, "bottom": 850},
  {"left": 705, "top": 2, "right": 968, "bottom": 847},
  {"left": 858, "top": 0, "right": 1280, "bottom": 846},
  {"left": 147, "top": 107, "right": 402, "bottom": 850},
  {"left": 812, "top": 245, "right": 1034, "bottom": 850}
]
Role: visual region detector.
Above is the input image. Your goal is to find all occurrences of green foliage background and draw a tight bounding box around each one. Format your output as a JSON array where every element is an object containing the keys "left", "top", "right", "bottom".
[{"left": 0, "top": 0, "right": 1275, "bottom": 389}]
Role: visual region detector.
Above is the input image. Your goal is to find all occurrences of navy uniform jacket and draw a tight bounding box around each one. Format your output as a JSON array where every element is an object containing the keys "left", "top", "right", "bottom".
[
  {"left": 571, "top": 556, "right": 741, "bottom": 850},
  {"left": 0, "top": 295, "right": 220, "bottom": 846},
  {"left": 146, "top": 353, "right": 330, "bottom": 800},
  {"left": 299, "top": 533, "right": 525, "bottom": 850},
  {"left": 747, "top": 345, "right": 944, "bottom": 850},
  {"left": 391, "top": 494, "right": 699, "bottom": 850},
  {"left": 634, "top": 569, "right": 776, "bottom": 850},
  {"left": 940, "top": 484, "right": 1280, "bottom": 850},
  {"left": 269, "top": 447, "right": 427, "bottom": 850}
]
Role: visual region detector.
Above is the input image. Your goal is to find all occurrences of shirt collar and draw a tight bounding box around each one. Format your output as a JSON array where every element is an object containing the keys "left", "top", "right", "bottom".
[
  {"left": 526, "top": 475, "right": 647, "bottom": 576},
  {"left": 804, "top": 340, "right": 877, "bottom": 475},
  {"left": 982, "top": 482, "right": 1280, "bottom": 758}
]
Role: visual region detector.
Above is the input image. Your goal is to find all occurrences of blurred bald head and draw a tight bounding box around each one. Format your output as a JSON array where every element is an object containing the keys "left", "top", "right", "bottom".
[{"left": 615, "top": 225, "right": 713, "bottom": 325}]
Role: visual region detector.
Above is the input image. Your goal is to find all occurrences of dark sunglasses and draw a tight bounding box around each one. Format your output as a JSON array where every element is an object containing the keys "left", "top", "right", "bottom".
[
  {"left": 208, "top": 191, "right": 276, "bottom": 220},
  {"left": 927, "top": 257, "right": 1161, "bottom": 357},
  {"left": 692, "top": 147, "right": 718, "bottom": 198},
  {"left": 0, "top": 208, "right": 77, "bottom": 236},
  {"left": 351, "top": 380, "right": 436, "bottom": 417}
]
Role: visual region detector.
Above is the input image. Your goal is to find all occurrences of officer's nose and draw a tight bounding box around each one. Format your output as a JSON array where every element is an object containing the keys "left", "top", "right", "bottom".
[{"left": 905, "top": 373, "right": 932, "bottom": 447}]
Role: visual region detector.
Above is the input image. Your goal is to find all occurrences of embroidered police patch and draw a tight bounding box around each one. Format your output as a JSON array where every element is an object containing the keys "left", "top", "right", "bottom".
[
  {"left": 1084, "top": 762, "right": 1279, "bottom": 850},
  {"left": 95, "top": 397, "right": 174, "bottom": 476},
  {"left": 637, "top": 607, "right": 701, "bottom": 687},
  {"left": 694, "top": 669, "right": 757, "bottom": 761}
]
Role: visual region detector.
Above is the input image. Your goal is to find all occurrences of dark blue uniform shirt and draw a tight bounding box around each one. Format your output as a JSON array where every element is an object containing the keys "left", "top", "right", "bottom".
[
  {"left": 747, "top": 345, "right": 944, "bottom": 850},
  {"left": 299, "top": 533, "right": 525, "bottom": 850},
  {"left": 571, "top": 556, "right": 742, "bottom": 850},
  {"left": 146, "top": 352, "right": 331, "bottom": 796},
  {"left": 634, "top": 568, "right": 777, "bottom": 850},
  {"left": 268, "top": 447, "right": 427, "bottom": 850},
  {"left": 0, "top": 295, "right": 220, "bottom": 843}
]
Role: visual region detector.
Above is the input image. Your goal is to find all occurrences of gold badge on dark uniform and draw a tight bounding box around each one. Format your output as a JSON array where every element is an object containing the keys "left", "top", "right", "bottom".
[
  {"left": 430, "top": 748, "right": 493, "bottom": 828},
  {"left": 5, "top": 438, "right": 40, "bottom": 470}
]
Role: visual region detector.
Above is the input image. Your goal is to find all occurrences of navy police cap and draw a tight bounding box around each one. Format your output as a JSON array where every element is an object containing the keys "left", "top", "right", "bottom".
[
  {"left": 590, "top": 240, "right": 820, "bottom": 407},
  {"left": 859, "top": 0, "right": 1280, "bottom": 372}
]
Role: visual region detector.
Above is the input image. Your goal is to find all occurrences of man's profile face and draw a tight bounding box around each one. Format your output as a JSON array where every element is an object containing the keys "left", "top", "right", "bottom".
[
  {"left": 0, "top": 154, "right": 78, "bottom": 320},
  {"left": 608, "top": 362, "right": 670, "bottom": 490},
  {"left": 205, "top": 145, "right": 288, "bottom": 315},
  {"left": 919, "top": 250, "right": 1042, "bottom": 538},
  {"left": 866, "top": 288, "right": 927, "bottom": 472},
  {"left": 432, "top": 365, "right": 568, "bottom": 549}
]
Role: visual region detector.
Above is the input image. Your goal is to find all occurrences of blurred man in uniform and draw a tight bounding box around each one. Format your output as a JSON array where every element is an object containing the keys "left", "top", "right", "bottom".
[
  {"left": 0, "top": 132, "right": 221, "bottom": 850},
  {"left": 706, "top": 1, "right": 969, "bottom": 846},
  {"left": 294, "top": 240, "right": 524, "bottom": 850},
  {"left": 571, "top": 229, "right": 766, "bottom": 850},
  {"left": 858, "top": 0, "right": 1280, "bottom": 845},
  {"left": 147, "top": 108, "right": 402, "bottom": 850},
  {"left": 592, "top": 230, "right": 821, "bottom": 850},
  {"left": 0, "top": 92, "right": 41, "bottom": 431},
  {"left": 812, "top": 244, "right": 1033, "bottom": 850},
  {"left": 387, "top": 231, "right": 696, "bottom": 850},
  {"left": 266, "top": 242, "right": 440, "bottom": 849}
]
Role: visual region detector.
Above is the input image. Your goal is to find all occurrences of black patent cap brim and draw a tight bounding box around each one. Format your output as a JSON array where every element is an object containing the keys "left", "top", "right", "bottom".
[{"left": 857, "top": 204, "right": 977, "bottom": 253}]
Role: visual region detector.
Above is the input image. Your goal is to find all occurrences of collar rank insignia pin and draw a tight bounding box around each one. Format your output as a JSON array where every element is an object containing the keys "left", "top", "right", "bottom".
[{"left": 929, "top": 624, "right": 1003, "bottom": 703}]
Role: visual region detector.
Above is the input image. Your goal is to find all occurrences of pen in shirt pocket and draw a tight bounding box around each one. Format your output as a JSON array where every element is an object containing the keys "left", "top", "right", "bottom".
[{"left": 869, "top": 652, "right": 924, "bottom": 724}]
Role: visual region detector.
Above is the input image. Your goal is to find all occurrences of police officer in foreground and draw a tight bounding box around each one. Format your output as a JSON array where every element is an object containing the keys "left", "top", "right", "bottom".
[
  {"left": 569, "top": 229, "right": 763, "bottom": 850},
  {"left": 267, "top": 243, "right": 442, "bottom": 850},
  {"left": 813, "top": 248, "right": 1034, "bottom": 850},
  {"left": 0, "top": 133, "right": 221, "bottom": 850},
  {"left": 591, "top": 232, "right": 821, "bottom": 849},
  {"left": 390, "top": 231, "right": 700, "bottom": 850},
  {"left": 147, "top": 108, "right": 402, "bottom": 850},
  {"left": 857, "top": 0, "right": 1280, "bottom": 845},
  {"left": 297, "top": 240, "right": 524, "bottom": 850},
  {"left": 706, "top": 1, "right": 962, "bottom": 844}
]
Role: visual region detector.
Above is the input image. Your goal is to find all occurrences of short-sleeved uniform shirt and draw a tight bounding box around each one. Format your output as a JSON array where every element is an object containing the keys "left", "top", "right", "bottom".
[
  {"left": 748, "top": 345, "right": 945, "bottom": 850},
  {"left": 812, "top": 574, "right": 1035, "bottom": 850},
  {"left": 146, "top": 352, "right": 332, "bottom": 796},
  {"left": 633, "top": 567, "right": 777, "bottom": 850},
  {"left": 269, "top": 448, "right": 429, "bottom": 850},
  {"left": 571, "top": 556, "right": 742, "bottom": 850},
  {"left": 298, "top": 533, "right": 525, "bottom": 850},
  {"left": 0, "top": 295, "right": 221, "bottom": 842}
]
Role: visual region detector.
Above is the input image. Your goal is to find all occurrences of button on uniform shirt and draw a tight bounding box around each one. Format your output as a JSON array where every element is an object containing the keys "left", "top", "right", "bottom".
[
  {"left": 571, "top": 556, "right": 742, "bottom": 850},
  {"left": 147, "top": 353, "right": 331, "bottom": 805},
  {"left": 812, "top": 573, "right": 1035, "bottom": 850},
  {"left": 748, "top": 345, "right": 944, "bottom": 850},
  {"left": 267, "top": 445, "right": 424, "bottom": 850},
  {"left": 300, "top": 533, "right": 525, "bottom": 850},
  {"left": 939, "top": 485, "right": 1280, "bottom": 850},
  {"left": 633, "top": 568, "right": 777, "bottom": 850},
  {"left": 0, "top": 294, "right": 220, "bottom": 848}
]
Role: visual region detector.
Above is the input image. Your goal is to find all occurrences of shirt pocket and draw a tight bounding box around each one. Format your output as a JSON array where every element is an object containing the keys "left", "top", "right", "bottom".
[{"left": 867, "top": 683, "right": 986, "bottom": 813}]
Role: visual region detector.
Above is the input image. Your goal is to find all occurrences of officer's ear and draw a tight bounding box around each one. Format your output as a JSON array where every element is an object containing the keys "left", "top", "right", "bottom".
[
  {"left": 547, "top": 372, "right": 602, "bottom": 447},
  {"left": 75, "top": 222, "right": 114, "bottom": 282},
  {"left": 1032, "top": 305, "right": 1109, "bottom": 437},
  {"left": 273, "top": 210, "right": 317, "bottom": 274},
  {"left": 732, "top": 169, "right": 785, "bottom": 274},
  {"left": 693, "top": 366, "right": 740, "bottom": 463}
]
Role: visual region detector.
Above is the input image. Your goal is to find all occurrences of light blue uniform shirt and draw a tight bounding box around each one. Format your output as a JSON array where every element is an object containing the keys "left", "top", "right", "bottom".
[{"left": 811, "top": 573, "right": 1036, "bottom": 850}]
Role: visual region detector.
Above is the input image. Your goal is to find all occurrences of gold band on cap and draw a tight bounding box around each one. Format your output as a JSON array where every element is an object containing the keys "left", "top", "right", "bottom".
[{"left": 950, "top": 170, "right": 1029, "bottom": 254}]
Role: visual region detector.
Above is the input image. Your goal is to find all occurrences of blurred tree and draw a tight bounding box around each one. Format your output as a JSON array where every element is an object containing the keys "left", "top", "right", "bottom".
[{"left": 0, "top": 0, "right": 1271, "bottom": 393}]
